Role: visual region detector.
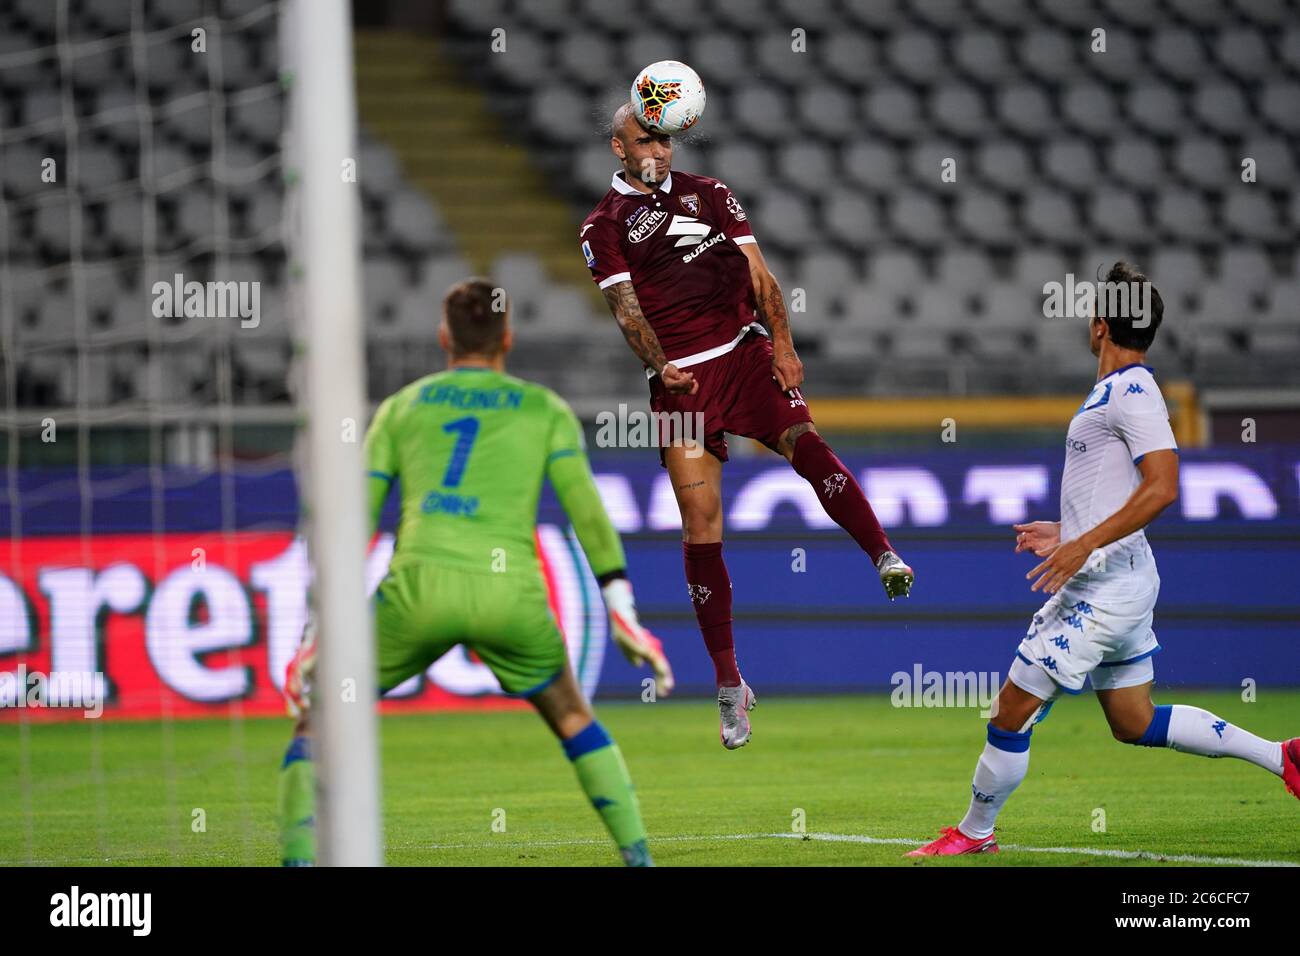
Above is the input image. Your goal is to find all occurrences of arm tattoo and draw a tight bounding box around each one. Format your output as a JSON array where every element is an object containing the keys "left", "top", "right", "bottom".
[
  {"left": 602, "top": 280, "right": 667, "bottom": 372},
  {"left": 754, "top": 270, "right": 793, "bottom": 348}
]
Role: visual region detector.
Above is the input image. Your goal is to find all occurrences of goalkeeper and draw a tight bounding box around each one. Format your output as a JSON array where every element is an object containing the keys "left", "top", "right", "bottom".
[{"left": 279, "top": 277, "right": 673, "bottom": 867}]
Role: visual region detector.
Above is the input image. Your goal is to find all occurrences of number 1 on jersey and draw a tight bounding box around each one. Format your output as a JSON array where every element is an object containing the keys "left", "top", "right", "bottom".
[{"left": 441, "top": 416, "right": 480, "bottom": 487}]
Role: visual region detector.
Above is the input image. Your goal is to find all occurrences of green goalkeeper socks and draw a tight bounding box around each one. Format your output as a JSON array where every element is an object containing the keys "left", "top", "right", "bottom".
[
  {"left": 562, "top": 721, "right": 652, "bottom": 866},
  {"left": 278, "top": 735, "right": 316, "bottom": 866}
]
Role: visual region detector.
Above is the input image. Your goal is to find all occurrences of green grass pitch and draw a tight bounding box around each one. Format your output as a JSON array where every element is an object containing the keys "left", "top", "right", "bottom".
[{"left": 2, "top": 690, "right": 1297, "bottom": 866}]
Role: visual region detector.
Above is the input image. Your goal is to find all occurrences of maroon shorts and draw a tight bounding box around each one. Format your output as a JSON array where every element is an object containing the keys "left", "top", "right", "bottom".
[{"left": 648, "top": 330, "right": 813, "bottom": 465}]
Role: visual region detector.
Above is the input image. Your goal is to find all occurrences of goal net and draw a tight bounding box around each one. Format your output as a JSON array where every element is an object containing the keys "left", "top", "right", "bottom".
[{"left": 0, "top": 0, "right": 379, "bottom": 865}]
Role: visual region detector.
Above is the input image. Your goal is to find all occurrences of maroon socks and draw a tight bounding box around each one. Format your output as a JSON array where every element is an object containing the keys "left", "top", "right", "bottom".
[
  {"left": 790, "top": 431, "right": 893, "bottom": 563},
  {"left": 682, "top": 541, "right": 741, "bottom": 687}
]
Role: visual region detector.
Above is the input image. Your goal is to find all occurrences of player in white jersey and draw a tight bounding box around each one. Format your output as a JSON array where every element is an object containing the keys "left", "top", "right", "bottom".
[{"left": 909, "top": 262, "right": 1300, "bottom": 857}]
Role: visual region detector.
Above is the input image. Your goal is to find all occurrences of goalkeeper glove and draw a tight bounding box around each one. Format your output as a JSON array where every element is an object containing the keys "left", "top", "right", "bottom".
[
  {"left": 284, "top": 620, "right": 317, "bottom": 718},
  {"left": 602, "top": 577, "right": 674, "bottom": 698}
]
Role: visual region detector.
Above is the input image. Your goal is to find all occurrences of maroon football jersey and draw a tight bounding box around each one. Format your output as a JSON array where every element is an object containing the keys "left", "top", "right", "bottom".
[{"left": 580, "top": 169, "right": 759, "bottom": 362}]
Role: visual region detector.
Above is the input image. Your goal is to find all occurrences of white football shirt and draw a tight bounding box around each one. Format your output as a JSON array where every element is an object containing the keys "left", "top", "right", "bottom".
[{"left": 1059, "top": 363, "right": 1178, "bottom": 577}]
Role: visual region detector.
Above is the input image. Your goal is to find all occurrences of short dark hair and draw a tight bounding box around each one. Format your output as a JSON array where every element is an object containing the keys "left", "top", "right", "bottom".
[
  {"left": 1096, "top": 261, "right": 1163, "bottom": 351},
  {"left": 442, "top": 277, "right": 507, "bottom": 356}
]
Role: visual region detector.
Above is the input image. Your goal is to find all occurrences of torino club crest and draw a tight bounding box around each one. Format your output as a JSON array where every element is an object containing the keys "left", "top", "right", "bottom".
[{"left": 680, "top": 193, "right": 700, "bottom": 215}]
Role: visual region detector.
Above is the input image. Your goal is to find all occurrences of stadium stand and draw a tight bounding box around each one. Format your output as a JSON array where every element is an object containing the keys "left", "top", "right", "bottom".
[{"left": 2, "top": 0, "right": 1298, "bottom": 411}]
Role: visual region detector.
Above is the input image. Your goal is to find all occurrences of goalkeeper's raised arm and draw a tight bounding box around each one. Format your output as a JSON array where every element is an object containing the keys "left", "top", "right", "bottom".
[{"left": 544, "top": 392, "right": 674, "bottom": 696}]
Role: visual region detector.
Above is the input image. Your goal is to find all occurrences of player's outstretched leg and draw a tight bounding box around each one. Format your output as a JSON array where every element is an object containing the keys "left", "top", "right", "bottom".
[
  {"left": 908, "top": 678, "right": 1046, "bottom": 857},
  {"left": 779, "top": 424, "right": 913, "bottom": 600},
  {"left": 278, "top": 721, "right": 316, "bottom": 866},
  {"left": 531, "top": 668, "right": 653, "bottom": 866},
  {"left": 665, "top": 445, "right": 754, "bottom": 747},
  {"left": 1099, "top": 683, "right": 1295, "bottom": 800}
]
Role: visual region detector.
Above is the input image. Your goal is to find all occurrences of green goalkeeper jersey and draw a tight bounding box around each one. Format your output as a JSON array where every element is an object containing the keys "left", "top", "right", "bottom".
[{"left": 364, "top": 366, "right": 625, "bottom": 580}]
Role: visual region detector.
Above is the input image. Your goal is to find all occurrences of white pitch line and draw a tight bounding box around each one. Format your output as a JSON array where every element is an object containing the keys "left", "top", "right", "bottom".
[
  {"left": 766, "top": 832, "right": 1300, "bottom": 868},
  {"left": 402, "top": 831, "right": 1299, "bottom": 867},
  {"left": 9, "top": 831, "right": 1294, "bottom": 867}
]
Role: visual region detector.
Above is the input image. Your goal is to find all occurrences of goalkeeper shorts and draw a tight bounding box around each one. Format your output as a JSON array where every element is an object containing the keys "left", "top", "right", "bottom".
[{"left": 374, "top": 561, "right": 568, "bottom": 698}]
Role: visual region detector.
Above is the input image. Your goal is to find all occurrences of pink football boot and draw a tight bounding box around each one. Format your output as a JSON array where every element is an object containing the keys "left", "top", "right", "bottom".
[
  {"left": 1282, "top": 738, "right": 1300, "bottom": 801},
  {"left": 906, "top": 826, "right": 999, "bottom": 858}
]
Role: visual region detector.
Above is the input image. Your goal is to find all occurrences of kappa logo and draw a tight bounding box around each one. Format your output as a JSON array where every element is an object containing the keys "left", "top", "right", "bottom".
[
  {"left": 1051, "top": 634, "right": 1071, "bottom": 653},
  {"left": 822, "top": 473, "right": 848, "bottom": 497},
  {"left": 687, "top": 583, "right": 712, "bottom": 605},
  {"left": 680, "top": 193, "right": 700, "bottom": 215},
  {"left": 1212, "top": 720, "right": 1227, "bottom": 738},
  {"left": 1125, "top": 383, "right": 1146, "bottom": 395}
]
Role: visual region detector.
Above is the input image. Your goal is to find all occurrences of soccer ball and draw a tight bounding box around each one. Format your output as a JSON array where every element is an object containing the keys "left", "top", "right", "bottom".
[{"left": 630, "top": 60, "right": 706, "bottom": 135}]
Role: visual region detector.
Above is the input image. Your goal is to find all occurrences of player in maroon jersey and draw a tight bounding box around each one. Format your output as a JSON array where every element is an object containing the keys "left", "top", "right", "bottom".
[{"left": 580, "top": 105, "right": 914, "bottom": 749}]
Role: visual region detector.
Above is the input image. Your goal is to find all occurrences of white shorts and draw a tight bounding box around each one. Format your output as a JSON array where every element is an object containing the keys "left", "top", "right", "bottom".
[{"left": 1009, "top": 568, "right": 1161, "bottom": 700}]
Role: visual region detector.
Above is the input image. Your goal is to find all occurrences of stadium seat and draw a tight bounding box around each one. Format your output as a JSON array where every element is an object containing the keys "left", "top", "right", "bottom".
[
  {"left": 776, "top": 142, "right": 836, "bottom": 195},
  {"left": 822, "top": 32, "right": 881, "bottom": 87},
  {"left": 793, "top": 248, "right": 859, "bottom": 314},
  {"left": 952, "top": 31, "right": 1016, "bottom": 84},
  {"left": 1043, "top": 140, "right": 1102, "bottom": 193},
  {"left": 937, "top": 250, "right": 995, "bottom": 294},
  {"left": 822, "top": 189, "right": 879, "bottom": 251},
  {"left": 1193, "top": 83, "right": 1255, "bottom": 136},
  {"left": 842, "top": 140, "right": 902, "bottom": 193},
  {"left": 1126, "top": 84, "right": 1189, "bottom": 138},
  {"left": 1222, "top": 190, "right": 1285, "bottom": 241},
  {"left": 732, "top": 84, "right": 796, "bottom": 142},
  {"left": 1019, "top": 30, "right": 1080, "bottom": 84},
  {"left": 1260, "top": 82, "right": 1300, "bottom": 135},
  {"left": 1091, "top": 189, "right": 1150, "bottom": 244},
  {"left": 1241, "top": 137, "right": 1298, "bottom": 187},
  {"left": 1023, "top": 191, "right": 1085, "bottom": 244},
  {"left": 754, "top": 31, "right": 822, "bottom": 86},
  {"left": 798, "top": 85, "right": 857, "bottom": 140},
  {"left": 1085, "top": 30, "right": 1147, "bottom": 84},
  {"left": 996, "top": 84, "right": 1058, "bottom": 137},
  {"left": 866, "top": 251, "right": 927, "bottom": 292},
  {"left": 1149, "top": 30, "right": 1208, "bottom": 83},
  {"left": 955, "top": 190, "right": 1017, "bottom": 245},
  {"left": 1108, "top": 138, "right": 1166, "bottom": 191},
  {"left": 1012, "top": 250, "right": 1069, "bottom": 291},
  {"left": 863, "top": 86, "right": 927, "bottom": 140},
  {"left": 709, "top": 142, "right": 769, "bottom": 201},
  {"left": 930, "top": 85, "right": 990, "bottom": 139},
  {"left": 974, "top": 141, "right": 1033, "bottom": 195},
  {"left": 1174, "top": 136, "right": 1232, "bottom": 191},
  {"left": 1062, "top": 85, "right": 1122, "bottom": 139},
  {"left": 888, "top": 193, "right": 949, "bottom": 245},
  {"left": 887, "top": 31, "right": 947, "bottom": 87},
  {"left": 1154, "top": 189, "right": 1215, "bottom": 241}
]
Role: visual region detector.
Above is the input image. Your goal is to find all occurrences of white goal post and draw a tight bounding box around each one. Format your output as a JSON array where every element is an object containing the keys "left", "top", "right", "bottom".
[{"left": 285, "top": 0, "right": 382, "bottom": 867}]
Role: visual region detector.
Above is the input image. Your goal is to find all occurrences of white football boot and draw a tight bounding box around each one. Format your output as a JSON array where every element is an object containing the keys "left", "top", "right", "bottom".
[
  {"left": 717, "top": 681, "right": 757, "bottom": 750},
  {"left": 876, "top": 551, "right": 914, "bottom": 601}
]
